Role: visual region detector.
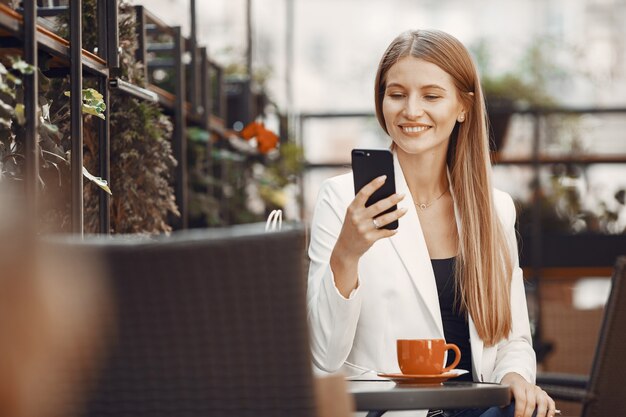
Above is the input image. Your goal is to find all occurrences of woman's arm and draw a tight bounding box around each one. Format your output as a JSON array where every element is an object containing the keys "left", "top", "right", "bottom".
[
  {"left": 306, "top": 175, "right": 405, "bottom": 372},
  {"left": 307, "top": 177, "right": 362, "bottom": 372}
]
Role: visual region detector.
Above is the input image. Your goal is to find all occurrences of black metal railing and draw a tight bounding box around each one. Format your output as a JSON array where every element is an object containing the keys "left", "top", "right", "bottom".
[
  {"left": 298, "top": 107, "right": 626, "bottom": 362},
  {"left": 1, "top": 1, "right": 235, "bottom": 233}
]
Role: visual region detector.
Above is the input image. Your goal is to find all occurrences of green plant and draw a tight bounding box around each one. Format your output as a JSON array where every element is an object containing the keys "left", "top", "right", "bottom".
[
  {"left": 257, "top": 142, "right": 304, "bottom": 210},
  {"left": 517, "top": 165, "right": 626, "bottom": 235},
  {"left": 2, "top": 1, "right": 177, "bottom": 234},
  {"left": 100, "top": 97, "right": 178, "bottom": 233},
  {"left": 187, "top": 127, "right": 224, "bottom": 228},
  {"left": 472, "top": 39, "right": 565, "bottom": 109},
  {"left": 52, "top": 0, "right": 179, "bottom": 234},
  {"left": 0, "top": 57, "right": 110, "bottom": 204},
  {"left": 187, "top": 123, "right": 303, "bottom": 227},
  {"left": 63, "top": 88, "right": 107, "bottom": 120},
  {"left": 0, "top": 58, "right": 63, "bottom": 184},
  {"left": 90, "top": 0, "right": 178, "bottom": 233}
]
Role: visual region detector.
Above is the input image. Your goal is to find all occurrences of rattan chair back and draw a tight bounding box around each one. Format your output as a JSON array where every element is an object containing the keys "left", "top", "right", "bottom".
[
  {"left": 65, "top": 225, "right": 315, "bottom": 417},
  {"left": 583, "top": 255, "right": 626, "bottom": 416}
]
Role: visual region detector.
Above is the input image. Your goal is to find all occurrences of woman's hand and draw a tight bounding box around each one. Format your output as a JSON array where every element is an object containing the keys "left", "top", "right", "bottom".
[
  {"left": 501, "top": 372, "right": 557, "bottom": 417},
  {"left": 336, "top": 175, "right": 406, "bottom": 259},
  {"left": 330, "top": 175, "right": 407, "bottom": 297}
]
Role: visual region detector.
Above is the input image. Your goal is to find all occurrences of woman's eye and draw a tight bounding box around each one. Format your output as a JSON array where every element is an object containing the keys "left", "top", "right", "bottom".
[
  {"left": 424, "top": 95, "right": 440, "bottom": 100},
  {"left": 388, "top": 92, "right": 404, "bottom": 99}
]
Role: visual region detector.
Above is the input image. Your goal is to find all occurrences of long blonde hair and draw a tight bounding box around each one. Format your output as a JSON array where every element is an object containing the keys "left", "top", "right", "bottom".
[{"left": 374, "top": 30, "right": 513, "bottom": 346}]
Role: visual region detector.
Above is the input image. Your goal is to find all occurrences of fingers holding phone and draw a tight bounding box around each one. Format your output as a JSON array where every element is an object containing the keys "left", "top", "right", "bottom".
[
  {"left": 353, "top": 174, "right": 388, "bottom": 207},
  {"left": 355, "top": 176, "right": 406, "bottom": 227},
  {"left": 335, "top": 149, "right": 408, "bottom": 260},
  {"left": 330, "top": 150, "right": 407, "bottom": 298},
  {"left": 338, "top": 176, "right": 407, "bottom": 261},
  {"left": 365, "top": 188, "right": 407, "bottom": 231}
]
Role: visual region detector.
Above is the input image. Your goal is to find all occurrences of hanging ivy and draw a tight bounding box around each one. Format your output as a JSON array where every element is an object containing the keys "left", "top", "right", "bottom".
[
  {"left": 0, "top": 54, "right": 115, "bottom": 233},
  {"left": 52, "top": 0, "right": 179, "bottom": 234}
]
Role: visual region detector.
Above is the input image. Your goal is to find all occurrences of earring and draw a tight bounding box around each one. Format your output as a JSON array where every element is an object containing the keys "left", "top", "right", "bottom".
[{"left": 458, "top": 114, "right": 465, "bottom": 122}]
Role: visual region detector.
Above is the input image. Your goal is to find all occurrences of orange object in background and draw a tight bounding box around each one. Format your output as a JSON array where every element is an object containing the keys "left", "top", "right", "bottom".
[{"left": 240, "top": 121, "right": 279, "bottom": 154}]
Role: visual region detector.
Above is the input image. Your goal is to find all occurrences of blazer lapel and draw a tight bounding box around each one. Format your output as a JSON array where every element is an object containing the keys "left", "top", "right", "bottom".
[{"left": 388, "top": 154, "right": 444, "bottom": 337}]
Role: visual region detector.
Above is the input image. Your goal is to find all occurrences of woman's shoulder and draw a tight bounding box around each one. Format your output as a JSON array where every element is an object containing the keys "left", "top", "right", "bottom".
[
  {"left": 492, "top": 188, "right": 514, "bottom": 206},
  {"left": 311, "top": 172, "right": 354, "bottom": 219},
  {"left": 317, "top": 172, "right": 354, "bottom": 200},
  {"left": 492, "top": 188, "right": 516, "bottom": 226}
]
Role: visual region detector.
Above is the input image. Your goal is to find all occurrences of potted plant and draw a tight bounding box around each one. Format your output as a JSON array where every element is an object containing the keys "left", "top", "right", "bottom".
[
  {"left": 472, "top": 39, "right": 562, "bottom": 153},
  {"left": 516, "top": 164, "right": 626, "bottom": 268}
]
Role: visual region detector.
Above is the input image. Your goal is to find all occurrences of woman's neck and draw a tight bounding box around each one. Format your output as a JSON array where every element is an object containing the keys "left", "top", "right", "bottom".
[{"left": 396, "top": 148, "right": 449, "bottom": 201}]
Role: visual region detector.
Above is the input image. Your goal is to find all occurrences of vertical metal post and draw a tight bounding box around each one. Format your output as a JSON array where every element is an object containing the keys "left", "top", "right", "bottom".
[
  {"left": 216, "top": 66, "right": 225, "bottom": 120},
  {"left": 244, "top": 0, "right": 253, "bottom": 123},
  {"left": 190, "top": 0, "right": 199, "bottom": 113},
  {"left": 24, "top": 0, "right": 39, "bottom": 221},
  {"left": 297, "top": 113, "right": 306, "bottom": 221},
  {"left": 199, "top": 47, "right": 213, "bottom": 198},
  {"left": 96, "top": 0, "right": 112, "bottom": 234},
  {"left": 285, "top": 0, "right": 294, "bottom": 140},
  {"left": 531, "top": 112, "right": 541, "bottom": 268},
  {"left": 134, "top": 6, "right": 148, "bottom": 82},
  {"left": 107, "top": 0, "right": 119, "bottom": 69},
  {"left": 70, "top": 0, "right": 84, "bottom": 236},
  {"left": 200, "top": 47, "right": 210, "bottom": 130},
  {"left": 530, "top": 112, "right": 546, "bottom": 359},
  {"left": 245, "top": 0, "right": 252, "bottom": 79},
  {"left": 173, "top": 26, "right": 188, "bottom": 229},
  {"left": 223, "top": 158, "right": 230, "bottom": 224},
  {"left": 98, "top": 77, "right": 110, "bottom": 234},
  {"left": 97, "top": 0, "right": 107, "bottom": 59},
  {"left": 530, "top": 113, "right": 542, "bottom": 284}
]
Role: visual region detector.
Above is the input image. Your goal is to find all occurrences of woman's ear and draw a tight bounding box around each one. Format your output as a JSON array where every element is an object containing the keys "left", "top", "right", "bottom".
[{"left": 458, "top": 91, "right": 473, "bottom": 123}]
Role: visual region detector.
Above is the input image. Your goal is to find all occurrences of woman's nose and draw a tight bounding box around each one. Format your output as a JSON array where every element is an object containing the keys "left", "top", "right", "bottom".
[{"left": 402, "top": 96, "right": 424, "bottom": 119}]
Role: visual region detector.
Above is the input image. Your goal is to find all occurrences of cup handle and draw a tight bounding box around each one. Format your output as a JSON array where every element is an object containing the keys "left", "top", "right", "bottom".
[{"left": 442, "top": 343, "right": 461, "bottom": 373}]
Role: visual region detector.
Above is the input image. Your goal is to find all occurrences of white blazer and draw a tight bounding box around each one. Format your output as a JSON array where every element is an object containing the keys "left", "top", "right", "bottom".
[{"left": 306, "top": 154, "right": 536, "bottom": 387}]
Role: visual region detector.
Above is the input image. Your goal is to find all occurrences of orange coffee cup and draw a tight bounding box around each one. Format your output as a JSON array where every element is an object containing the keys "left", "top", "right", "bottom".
[{"left": 397, "top": 339, "right": 461, "bottom": 375}]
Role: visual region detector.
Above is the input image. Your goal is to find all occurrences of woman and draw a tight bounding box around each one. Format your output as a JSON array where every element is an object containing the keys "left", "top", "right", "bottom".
[{"left": 306, "top": 30, "right": 556, "bottom": 417}]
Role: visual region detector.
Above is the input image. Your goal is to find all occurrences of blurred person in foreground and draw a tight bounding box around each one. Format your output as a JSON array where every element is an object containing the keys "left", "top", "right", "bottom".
[
  {"left": 0, "top": 198, "right": 110, "bottom": 417},
  {"left": 307, "top": 29, "right": 556, "bottom": 417}
]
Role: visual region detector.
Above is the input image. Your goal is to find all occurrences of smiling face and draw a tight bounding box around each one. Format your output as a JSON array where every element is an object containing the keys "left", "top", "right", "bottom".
[{"left": 382, "top": 56, "right": 465, "bottom": 158}]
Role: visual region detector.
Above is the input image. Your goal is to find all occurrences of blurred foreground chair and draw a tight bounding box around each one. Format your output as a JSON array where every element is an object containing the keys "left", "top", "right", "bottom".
[
  {"left": 537, "top": 255, "right": 626, "bottom": 416},
  {"left": 0, "top": 209, "right": 109, "bottom": 417},
  {"left": 51, "top": 224, "right": 352, "bottom": 417}
]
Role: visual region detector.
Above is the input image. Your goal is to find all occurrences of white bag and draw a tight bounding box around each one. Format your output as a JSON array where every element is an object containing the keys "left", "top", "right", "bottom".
[{"left": 265, "top": 209, "right": 283, "bottom": 232}]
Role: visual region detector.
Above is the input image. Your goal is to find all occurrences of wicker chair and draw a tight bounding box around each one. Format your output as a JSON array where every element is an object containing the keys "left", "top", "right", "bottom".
[
  {"left": 55, "top": 224, "right": 318, "bottom": 417},
  {"left": 537, "top": 255, "right": 626, "bottom": 416}
]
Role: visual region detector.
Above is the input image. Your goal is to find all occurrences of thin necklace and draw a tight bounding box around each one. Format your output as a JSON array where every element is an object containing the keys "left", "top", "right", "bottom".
[{"left": 414, "top": 188, "right": 448, "bottom": 210}]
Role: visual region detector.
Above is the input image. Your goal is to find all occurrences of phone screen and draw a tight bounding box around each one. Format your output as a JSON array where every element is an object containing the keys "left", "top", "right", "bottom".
[{"left": 351, "top": 149, "right": 398, "bottom": 230}]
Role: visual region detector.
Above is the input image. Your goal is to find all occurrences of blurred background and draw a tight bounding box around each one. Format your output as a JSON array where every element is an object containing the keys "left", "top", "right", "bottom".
[
  {"left": 131, "top": 3, "right": 626, "bottom": 414},
  {"left": 145, "top": 0, "right": 626, "bottom": 223},
  {"left": 1, "top": 1, "right": 626, "bottom": 415}
]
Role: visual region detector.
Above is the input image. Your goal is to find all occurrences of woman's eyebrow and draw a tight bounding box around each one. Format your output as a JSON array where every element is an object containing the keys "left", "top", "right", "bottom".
[
  {"left": 385, "top": 82, "right": 447, "bottom": 91},
  {"left": 385, "top": 82, "right": 405, "bottom": 89},
  {"left": 421, "top": 84, "right": 447, "bottom": 91}
]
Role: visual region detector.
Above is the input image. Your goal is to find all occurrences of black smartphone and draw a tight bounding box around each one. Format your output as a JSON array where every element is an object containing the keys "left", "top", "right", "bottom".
[{"left": 351, "top": 148, "right": 398, "bottom": 230}]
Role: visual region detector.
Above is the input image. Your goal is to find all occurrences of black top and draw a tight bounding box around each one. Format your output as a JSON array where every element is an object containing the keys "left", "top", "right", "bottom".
[{"left": 431, "top": 257, "right": 474, "bottom": 382}]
